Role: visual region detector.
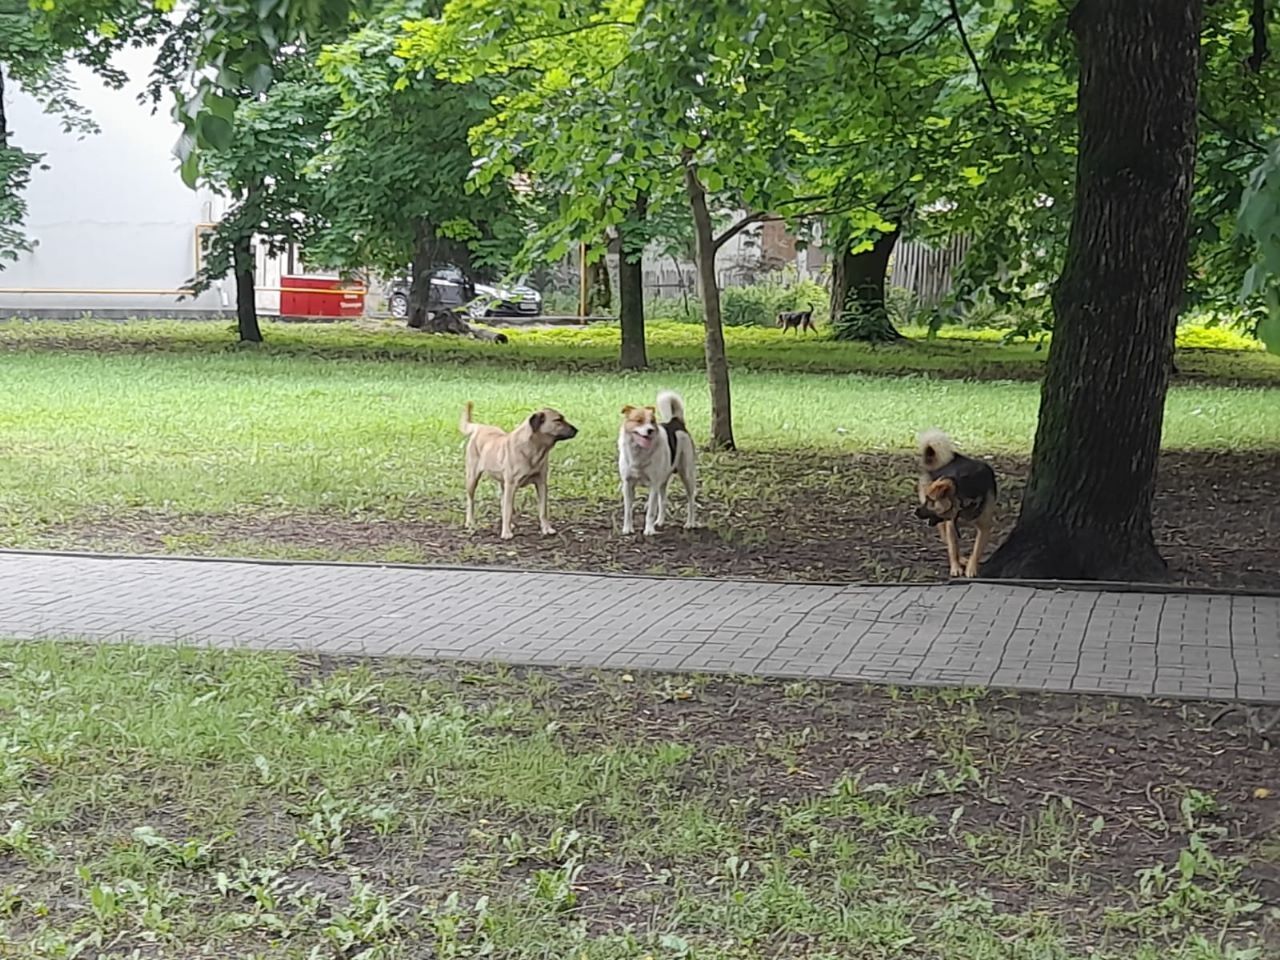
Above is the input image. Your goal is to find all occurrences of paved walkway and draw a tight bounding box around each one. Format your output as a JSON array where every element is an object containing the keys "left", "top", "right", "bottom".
[{"left": 1, "top": 552, "right": 1278, "bottom": 702}]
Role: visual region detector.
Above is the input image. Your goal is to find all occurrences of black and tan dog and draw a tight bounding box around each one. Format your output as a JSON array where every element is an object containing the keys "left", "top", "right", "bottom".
[
  {"left": 776, "top": 303, "right": 817, "bottom": 334},
  {"left": 915, "top": 429, "right": 997, "bottom": 578}
]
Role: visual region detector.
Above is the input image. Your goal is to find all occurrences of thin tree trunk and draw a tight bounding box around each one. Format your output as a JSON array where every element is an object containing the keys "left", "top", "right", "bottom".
[
  {"left": 407, "top": 219, "right": 506, "bottom": 342},
  {"left": 831, "top": 228, "right": 903, "bottom": 341},
  {"left": 0, "top": 65, "right": 8, "bottom": 151},
  {"left": 587, "top": 256, "right": 611, "bottom": 315},
  {"left": 232, "top": 231, "right": 261, "bottom": 343},
  {"left": 619, "top": 193, "right": 647, "bottom": 370},
  {"left": 407, "top": 218, "right": 434, "bottom": 329},
  {"left": 982, "top": 0, "right": 1202, "bottom": 581},
  {"left": 684, "top": 162, "right": 734, "bottom": 451}
]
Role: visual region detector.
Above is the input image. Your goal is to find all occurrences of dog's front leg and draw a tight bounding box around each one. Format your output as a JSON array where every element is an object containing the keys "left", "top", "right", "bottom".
[
  {"left": 940, "top": 522, "right": 963, "bottom": 578},
  {"left": 655, "top": 480, "right": 669, "bottom": 528},
  {"left": 965, "top": 518, "right": 991, "bottom": 578},
  {"left": 643, "top": 486, "right": 661, "bottom": 536},
  {"left": 499, "top": 477, "right": 517, "bottom": 540},
  {"left": 621, "top": 478, "right": 636, "bottom": 535},
  {"left": 535, "top": 473, "right": 556, "bottom": 536}
]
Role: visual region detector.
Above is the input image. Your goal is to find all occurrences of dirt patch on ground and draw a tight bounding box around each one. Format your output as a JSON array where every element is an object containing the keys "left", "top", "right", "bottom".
[{"left": 27, "top": 450, "right": 1279, "bottom": 591}]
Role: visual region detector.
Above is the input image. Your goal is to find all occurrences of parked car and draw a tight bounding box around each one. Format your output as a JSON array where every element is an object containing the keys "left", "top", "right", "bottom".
[{"left": 385, "top": 265, "right": 542, "bottom": 320}]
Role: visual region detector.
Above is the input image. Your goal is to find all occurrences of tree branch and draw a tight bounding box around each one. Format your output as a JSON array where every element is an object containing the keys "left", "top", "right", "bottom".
[
  {"left": 1199, "top": 108, "right": 1267, "bottom": 153},
  {"left": 711, "top": 194, "right": 832, "bottom": 251},
  {"left": 947, "top": 0, "right": 1048, "bottom": 186},
  {"left": 877, "top": 16, "right": 953, "bottom": 63},
  {"left": 510, "top": 19, "right": 634, "bottom": 46},
  {"left": 1248, "top": 0, "right": 1268, "bottom": 73}
]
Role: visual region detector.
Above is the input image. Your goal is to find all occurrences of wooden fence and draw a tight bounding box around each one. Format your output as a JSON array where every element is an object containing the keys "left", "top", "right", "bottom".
[{"left": 888, "top": 235, "right": 972, "bottom": 307}]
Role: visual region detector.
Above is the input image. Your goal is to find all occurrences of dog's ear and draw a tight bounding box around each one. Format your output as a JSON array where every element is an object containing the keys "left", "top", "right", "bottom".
[
  {"left": 528, "top": 411, "right": 546, "bottom": 432},
  {"left": 645, "top": 405, "right": 656, "bottom": 414},
  {"left": 925, "top": 478, "right": 956, "bottom": 499},
  {"left": 621, "top": 404, "right": 635, "bottom": 416}
]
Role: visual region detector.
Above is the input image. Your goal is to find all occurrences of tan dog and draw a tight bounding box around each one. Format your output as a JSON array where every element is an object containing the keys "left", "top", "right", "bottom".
[{"left": 461, "top": 402, "right": 578, "bottom": 540}]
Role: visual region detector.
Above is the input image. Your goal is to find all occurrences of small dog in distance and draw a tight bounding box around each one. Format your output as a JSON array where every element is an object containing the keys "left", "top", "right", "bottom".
[
  {"left": 776, "top": 303, "right": 817, "bottom": 335},
  {"left": 915, "top": 429, "right": 997, "bottom": 578}
]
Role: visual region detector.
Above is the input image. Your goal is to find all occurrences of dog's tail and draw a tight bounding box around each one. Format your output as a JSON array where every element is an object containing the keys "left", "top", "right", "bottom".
[
  {"left": 656, "top": 390, "right": 685, "bottom": 422},
  {"left": 460, "top": 401, "right": 477, "bottom": 436},
  {"left": 918, "top": 429, "right": 956, "bottom": 471}
]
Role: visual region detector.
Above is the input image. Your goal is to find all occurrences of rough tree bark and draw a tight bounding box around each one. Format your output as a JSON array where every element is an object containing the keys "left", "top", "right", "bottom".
[
  {"left": 982, "top": 0, "right": 1202, "bottom": 581},
  {"left": 618, "top": 193, "right": 648, "bottom": 370},
  {"left": 0, "top": 66, "right": 7, "bottom": 150},
  {"left": 406, "top": 219, "right": 506, "bottom": 342},
  {"left": 587, "top": 256, "right": 612, "bottom": 315},
  {"left": 684, "top": 160, "right": 734, "bottom": 450},
  {"left": 232, "top": 230, "right": 261, "bottom": 343},
  {"left": 831, "top": 227, "right": 903, "bottom": 342}
]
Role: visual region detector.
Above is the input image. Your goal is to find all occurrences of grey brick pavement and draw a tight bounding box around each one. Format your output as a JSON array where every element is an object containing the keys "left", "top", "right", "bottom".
[{"left": 1, "top": 552, "right": 1278, "bottom": 702}]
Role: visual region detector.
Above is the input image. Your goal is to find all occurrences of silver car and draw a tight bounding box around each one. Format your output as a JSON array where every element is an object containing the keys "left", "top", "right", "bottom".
[{"left": 387, "top": 266, "right": 542, "bottom": 319}]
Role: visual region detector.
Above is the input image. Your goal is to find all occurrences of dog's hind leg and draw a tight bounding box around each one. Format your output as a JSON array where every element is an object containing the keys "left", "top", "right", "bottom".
[
  {"left": 464, "top": 460, "right": 481, "bottom": 530},
  {"left": 499, "top": 477, "right": 517, "bottom": 540},
  {"left": 940, "top": 522, "right": 962, "bottom": 578},
  {"left": 678, "top": 455, "right": 697, "bottom": 529},
  {"left": 621, "top": 478, "right": 637, "bottom": 535},
  {"left": 966, "top": 507, "right": 994, "bottom": 578},
  {"left": 965, "top": 521, "right": 990, "bottom": 578},
  {"left": 534, "top": 474, "right": 556, "bottom": 536}
]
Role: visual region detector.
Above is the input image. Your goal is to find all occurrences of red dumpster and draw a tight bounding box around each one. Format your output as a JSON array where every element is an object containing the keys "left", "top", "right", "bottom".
[{"left": 280, "top": 275, "right": 365, "bottom": 319}]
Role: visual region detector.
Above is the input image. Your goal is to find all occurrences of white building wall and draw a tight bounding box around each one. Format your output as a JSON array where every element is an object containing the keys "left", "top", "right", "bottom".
[{"left": 0, "top": 47, "right": 231, "bottom": 316}]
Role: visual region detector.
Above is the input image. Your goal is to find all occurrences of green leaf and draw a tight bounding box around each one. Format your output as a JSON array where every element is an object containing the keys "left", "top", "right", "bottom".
[
  {"left": 198, "top": 114, "right": 235, "bottom": 151},
  {"left": 247, "top": 63, "right": 275, "bottom": 95},
  {"left": 179, "top": 150, "right": 200, "bottom": 189},
  {"left": 1260, "top": 291, "right": 1280, "bottom": 356}
]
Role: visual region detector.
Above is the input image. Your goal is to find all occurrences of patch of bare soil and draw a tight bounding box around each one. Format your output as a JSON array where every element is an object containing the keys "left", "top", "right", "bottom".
[
  {"left": 26, "top": 450, "right": 1280, "bottom": 591},
  {"left": 325, "top": 659, "right": 1280, "bottom": 946}
]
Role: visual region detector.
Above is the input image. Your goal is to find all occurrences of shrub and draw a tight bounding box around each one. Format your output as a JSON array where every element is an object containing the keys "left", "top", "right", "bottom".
[
  {"left": 1175, "top": 324, "right": 1261, "bottom": 351},
  {"left": 647, "top": 296, "right": 702, "bottom": 325},
  {"left": 721, "top": 278, "right": 830, "bottom": 328}
]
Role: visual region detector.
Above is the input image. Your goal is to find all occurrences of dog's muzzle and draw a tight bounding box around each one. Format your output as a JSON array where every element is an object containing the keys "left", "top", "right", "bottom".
[{"left": 915, "top": 504, "right": 942, "bottom": 524}]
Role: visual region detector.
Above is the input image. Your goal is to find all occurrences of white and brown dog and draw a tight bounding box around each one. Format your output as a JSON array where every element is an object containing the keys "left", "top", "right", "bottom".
[
  {"left": 618, "top": 390, "right": 698, "bottom": 536},
  {"left": 461, "top": 402, "right": 578, "bottom": 540}
]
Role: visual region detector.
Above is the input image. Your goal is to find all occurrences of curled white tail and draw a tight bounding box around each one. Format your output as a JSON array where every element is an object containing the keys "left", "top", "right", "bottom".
[
  {"left": 918, "top": 428, "right": 956, "bottom": 471},
  {"left": 656, "top": 390, "right": 685, "bottom": 421},
  {"left": 460, "top": 401, "right": 476, "bottom": 435}
]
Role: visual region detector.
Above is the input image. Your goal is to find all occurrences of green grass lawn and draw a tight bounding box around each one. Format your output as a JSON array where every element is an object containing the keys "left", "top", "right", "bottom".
[
  {"left": 1, "top": 319, "right": 1277, "bottom": 527},
  {"left": 0, "top": 642, "right": 1274, "bottom": 959}
]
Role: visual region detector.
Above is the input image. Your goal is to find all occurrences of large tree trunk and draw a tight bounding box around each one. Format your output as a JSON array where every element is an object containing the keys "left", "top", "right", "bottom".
[
  {"left": 982, "top": 0, "right": 1202, "bottom": 581},
  {"left": 831, "top": 228, "right": 903, "bottom": 341},
  {"left": 232, "top": 232, "right": 261, "bottom": 343},
  {"left": 406, "top": 219, "right": 435, "bottom": 330},
  {"left": 406, "top": 219, "right": 506, "bottom": 342},
  {"left": 619, "top": 193, "right": 647, "bottom": 370},
  {"left": 684, "top": 162, "right": 734, "bottom": 450}
]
